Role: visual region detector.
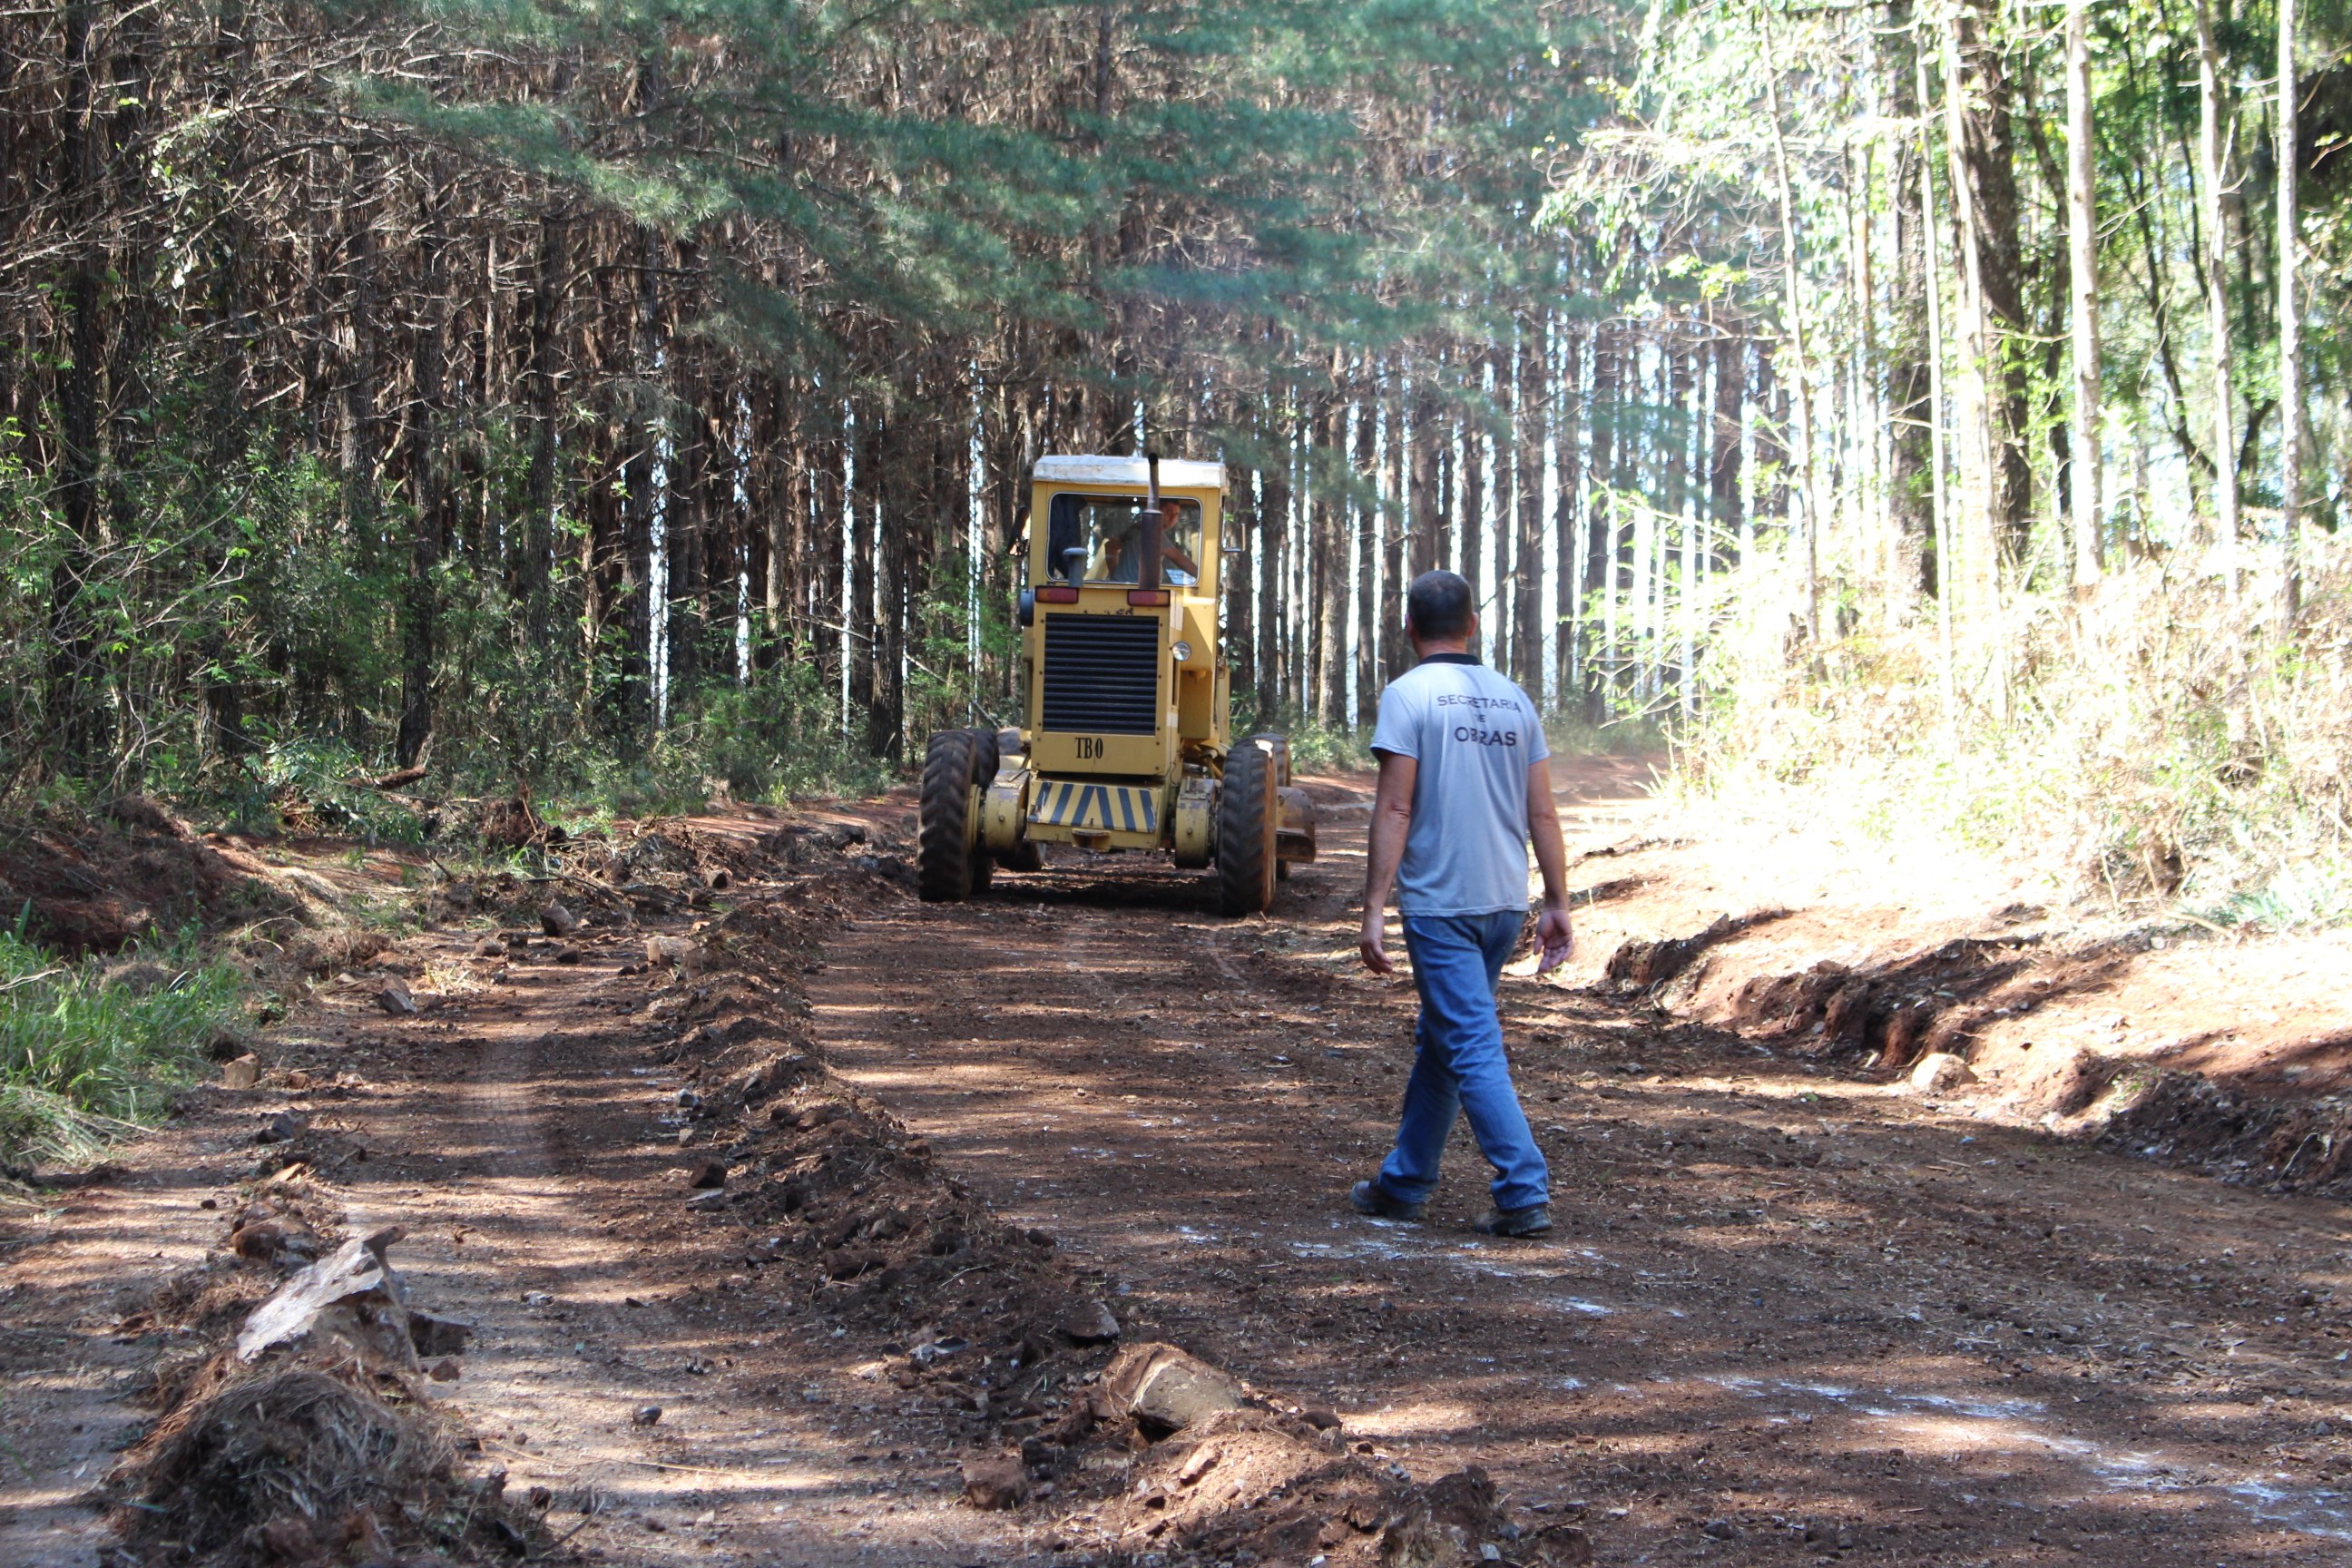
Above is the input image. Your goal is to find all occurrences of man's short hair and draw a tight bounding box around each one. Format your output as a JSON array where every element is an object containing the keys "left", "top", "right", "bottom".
[{"left": 1406, "top": 570, "right": 1474, "bottom": 641}]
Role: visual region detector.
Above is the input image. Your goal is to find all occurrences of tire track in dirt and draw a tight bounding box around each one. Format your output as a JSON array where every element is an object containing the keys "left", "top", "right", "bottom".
[
  {"left": 298, "top": 930, "right": 1049, "bottom": 1567},
  {"left": 814, "top": 763, "right": 2352, "bottom": 1565},
  {"left": 3, "top": 858, "right": 1062, "bottom": 1568}
]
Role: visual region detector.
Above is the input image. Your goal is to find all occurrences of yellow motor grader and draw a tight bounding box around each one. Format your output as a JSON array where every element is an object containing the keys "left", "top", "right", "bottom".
[{"left": 917, "top": 453, "right": 1315, "bottom": 915}]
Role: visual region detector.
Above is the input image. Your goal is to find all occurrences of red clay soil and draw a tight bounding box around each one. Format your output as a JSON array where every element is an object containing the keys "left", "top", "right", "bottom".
[
  {"left": 2, "top": 764, "right": 2350, "bottom": 1568},
  {"left": 1543, "top": 762, "right": 2352, "bottom": 1195},
  {"left": 0, "top": 798, "right": 304, "bottom": 954},
  {"left": 811, "top": 760, "right": 2352, "bottom": 1565}
]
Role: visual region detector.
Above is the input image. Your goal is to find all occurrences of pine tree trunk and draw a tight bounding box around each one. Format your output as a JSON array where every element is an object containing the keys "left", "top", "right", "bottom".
[
  {"left": 1460, "top": 379, "right": 1485, "bottom": 662},
  {"left": 521, "top": 205, "right": 566, "bottom": 627},
  {"left": 1257, "top": 409, "right": 1289, "bottom": 717},
  {"left": 1710, "top": 328, "right": 1747, "bottom": 568},
  {"left": 848, "top": 403, "right": 877, "bottom": 733},
  {"left": 868, "top": 407, "right": 907, "bottom": 760},
  {"left": 1409, "top": 377, "right": 1439, "bottom": 580},
  {"left": 46, "top": 0, "right": 113, "bottom": 774},
  {"left": 1888, "top": 18, "right": 1932, "bottom": 607},
  {"left": 1583, "top": 328, "right": 1618, "bottom": 722},
  {"left": 1354, "top": 382, "right": 1377, "bottom": 725},
  {"left": 669, "top": 351, "right": 710, "bottom": 699},
  {"left": 1760, "top": 16, "right": 1820, "bottom": 642},
  {"left": 1917, "top": 43, "right": 1958, "bottom": 729},
  {"left": 2277, "top": 0, "right": 2302, "bottom": 612},
  {"left": 1315, "top": 391, "right": 1345, "bottom": 727},
  {"left": 1383, "top": 369, "right": 1408, "bottom": 681},
  {"left": 1555, "top": 318, "right": 1583, "bottom": 703},
  {"left": 1226, "top": 401, "right": 1256, "bottom": 701},
  {"left": 1490, "top": 347, "right": 1514, "bottom": 679},
  {"left": 1514, "top": 312, "right": 1546, "bottom": 694},
  {"left": 1942, "top": 19, "right": 1996, "bottom": 617},
  {"left": 2065, "top": 0, "right": 2102, "bottom": 583},
  {"left": 758, "top": 383, "right": 790, "bottom": 671},
  {"left": 612, "top": 225, "right": 662, "bottom": 751},
  {"left": 812, "top": 401, "right": 845, "bottom": 697},
  {"left": 397, "top": 166, "right": 452, "bottom": 769},
  {"left": 1947, "top": 0, "right": 2033, "bottom": 569}
]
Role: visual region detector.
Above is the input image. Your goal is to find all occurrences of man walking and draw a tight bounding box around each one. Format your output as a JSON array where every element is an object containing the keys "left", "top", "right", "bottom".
[{"left": 1352, "top": 570, "right": 1573, "bottom": 1238}]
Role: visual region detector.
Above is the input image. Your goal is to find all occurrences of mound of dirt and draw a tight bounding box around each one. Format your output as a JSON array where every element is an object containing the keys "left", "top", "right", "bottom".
[
  {"left": 1083, "top": 1412, "right": 1592, "bottom": 1567},
  {"left": 0, "top": 799, "right": 302, "bottom": 955},
  {"left": 630, "top": 888, "right": 1069, "bottom": 1335},
  {"left": 1602, "top": 910, "right": 1786, "bottom": 993},
  {"left": 616, "top": 837, "right": 1595, "bottom": 1565},
  {"left": 105, "top": 1177, "right": 527, "bottom": 1565},
  {"left": 2099, "top": 1070, "right": 2352, "bottom": 1195},
  {"left": 1593, "top": 910, "right": 2352, "bottom": 1195}
]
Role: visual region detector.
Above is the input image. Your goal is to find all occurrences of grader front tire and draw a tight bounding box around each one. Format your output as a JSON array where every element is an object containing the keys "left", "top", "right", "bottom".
[
  {"left": 918, "top": 730, "right": 990, "bottom": 902},
  {"left": 964, "top": 728, "right": 1000, "bottom": 893},
  {"left": 1217, "top": 742, "right": 1279, "bottom": 916}
]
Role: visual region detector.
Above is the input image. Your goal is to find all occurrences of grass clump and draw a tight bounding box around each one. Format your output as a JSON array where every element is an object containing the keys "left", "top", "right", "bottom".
[{"left": 0, "top": 926, "right": 244, "bottom": 1168}]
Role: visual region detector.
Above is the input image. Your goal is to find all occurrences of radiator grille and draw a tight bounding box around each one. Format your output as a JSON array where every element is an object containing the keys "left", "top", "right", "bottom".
[{"left": 1041, "top": 614, "right": 1161, "bottom": 735}]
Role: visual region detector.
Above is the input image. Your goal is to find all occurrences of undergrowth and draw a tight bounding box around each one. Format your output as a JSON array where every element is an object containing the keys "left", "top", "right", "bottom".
[
  {"left": 1547, "top": 710, "right": 1670, "bottom": 757},
  {"left": 1677, "top": 533, "right": 2352, "bottom": 930},
  {"left": 0, "top": 926, "right": 244, "bottom": 1170}
]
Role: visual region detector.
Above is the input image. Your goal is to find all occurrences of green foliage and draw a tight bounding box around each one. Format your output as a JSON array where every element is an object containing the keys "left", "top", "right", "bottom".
[
  {"left": 189, "top": 739, "right": 436, "bottom": 844},
  {"left": 0, "top": 926, "right": 245, "bottom": 1168},
  {"left": 564, "top": 662, "right": 894, "bottom": 819},
  {"left": 1225, "top": 694, "right": 1374, "bottom": 771},
  {"left": 1546, "top": 709, "right": 1671, "bottom": 758},
  {"left": 906, "top": 551, "right": 1026, "bottom": 739}
]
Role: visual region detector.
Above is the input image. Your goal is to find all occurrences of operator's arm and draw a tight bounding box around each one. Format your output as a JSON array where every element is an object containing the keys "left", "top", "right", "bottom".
[
  {"left": 1525, "top": 756, "right": 1574, "bottom": 973},
  {"left": 1359, "top": 750, "right": 1416, "bottom": 975}
]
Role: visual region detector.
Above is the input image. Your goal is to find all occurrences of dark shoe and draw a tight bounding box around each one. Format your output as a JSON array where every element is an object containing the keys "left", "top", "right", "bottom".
[
  {"left": 1470, "top": 1203, "right": 1553, "bottom": 1238},
  {"left": 1349, "top": 1180, "right": 1426, "bottom": 1223}
]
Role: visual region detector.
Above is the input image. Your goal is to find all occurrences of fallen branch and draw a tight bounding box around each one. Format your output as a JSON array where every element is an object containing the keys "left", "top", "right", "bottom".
[{"left": 346, "top": 764, "right": 428, "bottom": 792}]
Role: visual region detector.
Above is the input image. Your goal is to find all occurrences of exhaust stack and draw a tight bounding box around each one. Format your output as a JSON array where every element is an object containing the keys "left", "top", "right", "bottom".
[{"left": 1139, "top": 450, "right": 1164, "bottom": 593}]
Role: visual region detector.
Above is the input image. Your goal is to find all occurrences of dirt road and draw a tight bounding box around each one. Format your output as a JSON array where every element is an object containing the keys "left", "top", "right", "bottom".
[
  {"left": 814, "top": 759, "right": 2352, "bottom": 1564},
  {"left": 5, "top": 764, "right": 2351, "bottom": 1567}
]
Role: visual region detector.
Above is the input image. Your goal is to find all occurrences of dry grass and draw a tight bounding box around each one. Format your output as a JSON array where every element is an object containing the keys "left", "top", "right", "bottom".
[
  {"left": 1676, "top": 533, "right": 2352, "bottom": 928},
  {"left": 126, "top": 1366, "right": 456, "bottom": 1557}
]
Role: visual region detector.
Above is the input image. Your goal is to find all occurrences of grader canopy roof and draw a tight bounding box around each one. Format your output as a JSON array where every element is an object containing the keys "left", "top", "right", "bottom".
[{"left": 1032, "top": 455, "right": 1225, "bottom": 489}]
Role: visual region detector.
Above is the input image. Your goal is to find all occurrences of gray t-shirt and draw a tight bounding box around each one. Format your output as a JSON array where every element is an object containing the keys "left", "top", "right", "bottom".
[{"left": 1369, "top": 653, "right": 1550, "bottom": 917}]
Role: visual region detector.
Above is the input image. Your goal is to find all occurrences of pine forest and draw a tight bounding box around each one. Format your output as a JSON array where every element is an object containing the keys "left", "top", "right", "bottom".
[{"left": 5, "top": 0, "right": 2349, "bottom": 916}]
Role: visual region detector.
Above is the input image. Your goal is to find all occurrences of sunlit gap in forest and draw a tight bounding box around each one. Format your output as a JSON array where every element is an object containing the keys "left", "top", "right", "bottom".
[{"left": 0, "top": 0, "right": 2343, "bottom": 926}]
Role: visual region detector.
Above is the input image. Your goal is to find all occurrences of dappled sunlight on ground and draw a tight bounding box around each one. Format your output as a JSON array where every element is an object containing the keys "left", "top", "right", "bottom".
[{"left": 808, "top": 759, "right": 2352, "bottom": 1563}]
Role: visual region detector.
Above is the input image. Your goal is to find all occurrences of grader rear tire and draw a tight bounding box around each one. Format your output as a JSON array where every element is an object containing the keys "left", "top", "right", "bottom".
[
  {"left": 1217, "top": 742, "right": 1279, "bottom": 916},
  {"left": 918, "top": 730, "right": 988, "bottom": 902}
]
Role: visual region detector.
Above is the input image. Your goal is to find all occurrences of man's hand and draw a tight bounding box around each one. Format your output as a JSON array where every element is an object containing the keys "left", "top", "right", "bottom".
[
  {"left": 1525, "top": 759, "right": 1573, "bottom": 975},
  {"left": 1360, "top": 911, "right": 1394, "bottom": 975},
  {"left": 1534, "top": 906, "right": 1574, "bottom": 975}
]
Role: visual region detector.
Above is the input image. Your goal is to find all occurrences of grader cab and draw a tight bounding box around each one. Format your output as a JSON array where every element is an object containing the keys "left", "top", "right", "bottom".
[{"left": 916, "top": 453, "right": 1315, "bottom": 914}]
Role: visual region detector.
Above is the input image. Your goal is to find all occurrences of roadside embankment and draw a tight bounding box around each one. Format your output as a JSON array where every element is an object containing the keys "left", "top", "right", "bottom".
[{"left": 1540, "top": 754, "right": 2352, "bottom": 1194}]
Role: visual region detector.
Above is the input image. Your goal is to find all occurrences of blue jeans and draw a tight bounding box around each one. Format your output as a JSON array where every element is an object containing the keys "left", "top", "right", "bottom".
[{"left": 1376, "top": 912, "right": 1551, "bottom": 1213}]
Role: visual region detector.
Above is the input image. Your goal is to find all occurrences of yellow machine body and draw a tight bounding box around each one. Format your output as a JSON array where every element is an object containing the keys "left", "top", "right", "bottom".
[
  {"left": 941, "top": 451, "right": 1311, "bottom": 914},
  {"left": 1000, "top": 455, "right": 1230, "bottom": 853}
]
